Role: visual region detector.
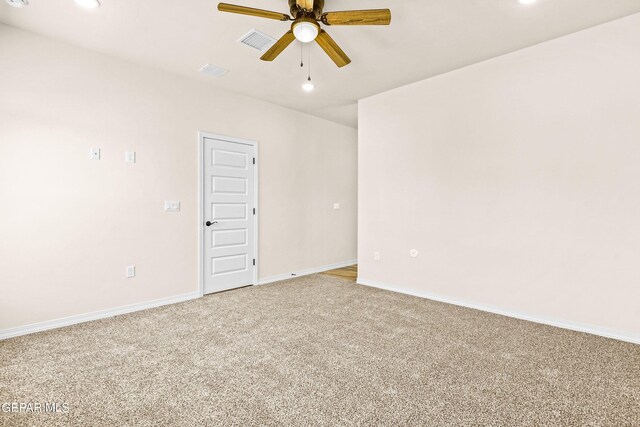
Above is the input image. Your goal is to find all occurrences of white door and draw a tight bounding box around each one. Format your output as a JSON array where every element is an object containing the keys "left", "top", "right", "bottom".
[{"left": 203, "top": 136, "right": 256, "bottom": 294}]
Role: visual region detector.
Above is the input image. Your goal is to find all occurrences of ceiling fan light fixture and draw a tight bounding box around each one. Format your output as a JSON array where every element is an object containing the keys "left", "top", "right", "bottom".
[
  {"left": 217, "top": 1, "right": 391, "bottom": 67},
  {"left": 292, "top": 19, "right": 320, "bottom": 43},
  {"left": 74, "top": 0, "right": 100, "bottom": 9}
]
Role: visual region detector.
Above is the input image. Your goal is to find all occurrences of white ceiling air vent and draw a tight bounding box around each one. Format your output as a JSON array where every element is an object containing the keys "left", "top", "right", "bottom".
[
  {"left": 199, "top": 63, "right": 229, "bottom": 78},
  {"left": 238, "top": 29, "right": 277, "bottom": 52}
]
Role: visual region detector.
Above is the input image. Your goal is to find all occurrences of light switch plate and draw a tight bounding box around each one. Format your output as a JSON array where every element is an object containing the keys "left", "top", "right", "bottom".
[
  {"left": 333, "top": 203, "right": 341, "bottom": 210},
  {"left": 89, "top": 148, "right": 101, "bottom": 160},
  {"left": 125, "top": 151, "right": 136, "bottom": 164},
  {"left": 126, "top": 265, "right": 135, "bottom": 278},
  {"left": 164, "top": 201, "right": 180, "bottom": 212}
]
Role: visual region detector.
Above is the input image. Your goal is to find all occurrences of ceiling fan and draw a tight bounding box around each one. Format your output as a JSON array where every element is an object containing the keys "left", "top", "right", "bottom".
[{"left": 217, "top": 0, "right": 391, "bottom": 67}]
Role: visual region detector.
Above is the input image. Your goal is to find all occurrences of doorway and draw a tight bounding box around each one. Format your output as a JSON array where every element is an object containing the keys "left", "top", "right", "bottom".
[{"left": 199, "top": 132, "right": 258, "bottom": 295}]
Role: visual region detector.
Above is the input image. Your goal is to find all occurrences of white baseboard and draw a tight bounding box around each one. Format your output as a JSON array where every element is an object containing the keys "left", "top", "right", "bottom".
[
  {"left": 357, "top": 277, "right": 640, "bottom": 345},
  {"left": 258, "top": 259, "right": 358, "bottom": 285},
  {"left": 0, "top": 291, "right": 200, "bottom": 341},
  {"left": 1, "top": 259, "right": 359, "bottom": 340}
]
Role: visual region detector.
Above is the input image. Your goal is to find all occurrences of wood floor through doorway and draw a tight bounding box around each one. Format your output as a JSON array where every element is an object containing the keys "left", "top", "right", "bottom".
[{"left": 321, "top": 264, "right": 357, "bottom": 281}]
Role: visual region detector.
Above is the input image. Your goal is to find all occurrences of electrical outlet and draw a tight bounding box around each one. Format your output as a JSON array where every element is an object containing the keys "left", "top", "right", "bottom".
[
  {"left": 125, "top": 151, "right": 136, "bottom": 164},
  {"left": 164, "top": 201, "right": 180, "bottom": 212},
  {"left": 374, "top": 251, "right": 381, "bottom": 261},
  {"left": 126, "top": 265, "right": 135, "bottom": 278},
  {"left": 89, "top": 148, "right": 101, "bottom": 160},
  {"left": 333, "top": 203, "right": 341, "bottom": 210}
]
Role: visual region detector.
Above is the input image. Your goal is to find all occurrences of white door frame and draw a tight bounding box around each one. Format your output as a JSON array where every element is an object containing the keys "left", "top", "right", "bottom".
[{"left": 198, "top": 131, "right": 259, "bottom": 297}]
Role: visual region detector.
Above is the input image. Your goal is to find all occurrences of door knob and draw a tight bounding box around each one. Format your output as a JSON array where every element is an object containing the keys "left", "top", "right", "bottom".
[{"left": 205, "top": 221, "right": 218, "bottom": 227}]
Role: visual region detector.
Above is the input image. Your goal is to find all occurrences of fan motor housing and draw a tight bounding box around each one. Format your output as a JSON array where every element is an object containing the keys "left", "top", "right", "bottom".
[{"left": 289, "top": 0, "right": 324, "bottom": 20}]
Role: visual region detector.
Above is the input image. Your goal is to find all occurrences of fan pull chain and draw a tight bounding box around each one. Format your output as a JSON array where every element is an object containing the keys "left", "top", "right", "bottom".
[
  {"left": 301, "top": 43, "right": 314, "bottom": 92},
  {"left": 300, "top": 42, "right": 304, "bottom": 68},
  {"left": 307, "top": 43, "right": 311, "bottom": 81}
]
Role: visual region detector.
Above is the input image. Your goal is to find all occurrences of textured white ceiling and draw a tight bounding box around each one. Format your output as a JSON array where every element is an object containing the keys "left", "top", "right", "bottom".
[{"left": 2, "top": 0, "right": 640, "bottom": 128}]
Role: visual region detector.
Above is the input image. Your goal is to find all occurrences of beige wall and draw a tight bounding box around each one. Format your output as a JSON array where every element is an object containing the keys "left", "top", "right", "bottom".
[
  {"left": 358, "top": 14, "right": 640, "bottom": 341},
  {"left": 0, "top": 24, "right": 357, "bottom": 332}
]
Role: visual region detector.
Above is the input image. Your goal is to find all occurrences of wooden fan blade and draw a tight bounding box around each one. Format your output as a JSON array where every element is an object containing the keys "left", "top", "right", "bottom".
[
  {"left": 261, "top": 30, "right": 296, "bottom": 61},
  {"left": 296, "top": 0, "right": 314, "bottom": 10},
  {"left": 322, "top": 9, "right": 391, "bottom": 26},
  {"left": 315, "top": 30, "right": 351, "bottom": 68},
  {"left": 218, "top": 3, "right": 290, "bottom": 21}
]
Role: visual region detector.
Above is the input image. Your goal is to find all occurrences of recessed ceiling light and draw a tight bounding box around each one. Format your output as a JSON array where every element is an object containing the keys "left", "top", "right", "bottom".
[
  {"left": 302, "top": 78, "right": 314, "bottom": 92},
  {"left": 5, "top": 0, "right": 29, "bottom": 8},
  {"left": 74, "top": 0, "right": 100, "bottom": 9},
  {"left": 518, "top": 0, "right": 537, "bottom": 4}
]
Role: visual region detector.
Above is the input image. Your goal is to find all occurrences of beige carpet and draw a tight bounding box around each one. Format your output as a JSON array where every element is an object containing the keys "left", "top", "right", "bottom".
[{"left": 1, "top": 275, "right": 639, "bottom": 426}]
